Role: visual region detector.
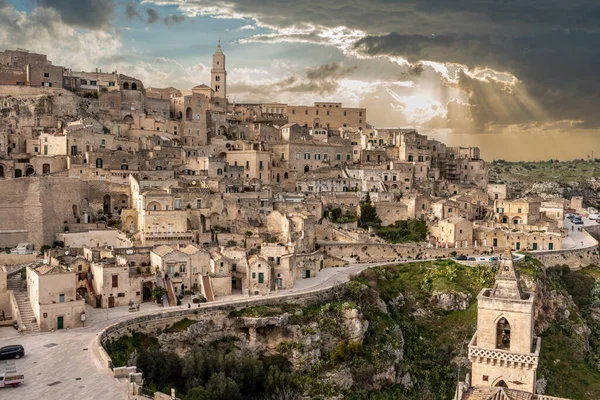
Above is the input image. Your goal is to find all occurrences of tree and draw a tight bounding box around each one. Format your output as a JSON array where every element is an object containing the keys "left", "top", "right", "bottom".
[
  {"left": 152, "top": 287, "right": 167, "bottom": 303},
  {"left": 204, "top": 372, "right": 242, "bottom": 400},
  {"left": 358, "top": 192, "right": 380, "bottom": 228}
]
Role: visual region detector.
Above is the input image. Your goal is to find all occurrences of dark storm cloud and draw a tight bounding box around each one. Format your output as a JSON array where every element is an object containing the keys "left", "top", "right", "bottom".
[
  {"left": 165, "top": 0, "right": 600, "bottom": 127},
  {"left": 35, "top": 0, "right": 115, "bottom": 29},
  {"left": 229, "top": 62, "right": 357, "bottom": 99},
  {"left": 125, "top": 4, "right": 185, "bottom": 26},
  {"left": 354, "top": 29, "right": 600, "bottom": 127},
  {"left": 163, "top": 14, "right": 185, "bottom": 25},
  {"left": 125, "top": 3, "right": 140, "bottom": 20}
]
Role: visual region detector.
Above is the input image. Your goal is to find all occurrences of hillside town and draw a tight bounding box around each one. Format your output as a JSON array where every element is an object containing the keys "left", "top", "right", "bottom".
[{"left": 0, "top": 45, "right": 598, "bottom": 400}]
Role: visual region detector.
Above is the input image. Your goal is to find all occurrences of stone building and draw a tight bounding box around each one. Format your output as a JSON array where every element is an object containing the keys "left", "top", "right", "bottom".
[
  {"left": 467, "top": 250, "right": 540, "bottom": 393},
  {"left": 26, "top": 263, "right": 85, "bottom": 331},
  {"left": 287, "top": 102, "right": 367, "bottom": 130}
]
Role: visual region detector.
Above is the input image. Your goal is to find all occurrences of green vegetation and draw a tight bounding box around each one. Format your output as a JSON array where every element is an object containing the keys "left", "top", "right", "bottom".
[
  {"left": 229, "top": 304, "right": 299, "bottom": 318},
  {"left": 104, "top": 332, "right": 160, "bottom": 367},
  {"left": 328, "top": 207, "right": 358, "bottom": 224},
  {"left": 152, "top": 287, "right": 167, "bottom": 303},
  {"left": 375, "top": 220, "right": 428, "bottom": 244},
  {"left": 491, "top": 159, "right": 600, "bottom": 183},
  {"left": 165, "top": 318, "right": 196, "bottom": 333},
  {"left": 105, "top": 259, "right": 600, "bottom": 400},
  {"left": 358, "top": 192, "right": 428, "bottom": 243},
  {"left": 111, "top": 336, "right": 298, "bottom": 400}
]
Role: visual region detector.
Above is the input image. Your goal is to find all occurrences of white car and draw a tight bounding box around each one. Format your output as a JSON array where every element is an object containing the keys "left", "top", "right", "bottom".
[{"left": 589, "top": 213, "right": 599, "bottom": 220}]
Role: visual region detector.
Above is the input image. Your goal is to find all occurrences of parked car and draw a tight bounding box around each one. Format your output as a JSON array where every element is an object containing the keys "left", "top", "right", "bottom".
[
  {"left": 455, "top": 255, "right": 468, "bottom": 261},
  {"left": 489, "top": 257, "right": 499, "bottom": 262},
  {"left": 566, "top": 213, "right": 574, "bottom": 219},
  {"left": 477, "top": 257, "right": 488, "bottom": 262},
  {"left": 467, "top": 257, "right": 476, "bottom": 261},
  {"left": 0, "top": 345, "right": 24, "bottom": 360},
  {"left": 589, "top": 213, "right": 599, "bottom": 220},
  {"left": 573, "top": 218, "right": 584, "bottom": 225}
]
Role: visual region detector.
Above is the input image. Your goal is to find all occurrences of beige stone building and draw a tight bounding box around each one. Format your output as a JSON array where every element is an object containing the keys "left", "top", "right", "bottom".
[
  {"left": 436, "top": 217, "right": 473, "bottom": 248},
  {"left": 287, "top": 102, "right": 367, "bottom": 130},
  {"left": 494, "top": 197, "right": 541, "bottom": 225},
  {"left": 468, "top": 250, "right": 540, "bottom": 393},
  {"left": 26, "top": 264, "right": 85, "bottom": 331}
]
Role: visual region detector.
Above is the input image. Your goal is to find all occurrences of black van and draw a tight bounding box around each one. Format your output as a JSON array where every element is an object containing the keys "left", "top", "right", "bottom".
[{"left": 0, "top": 345, "right": 25, "bottom": 360}]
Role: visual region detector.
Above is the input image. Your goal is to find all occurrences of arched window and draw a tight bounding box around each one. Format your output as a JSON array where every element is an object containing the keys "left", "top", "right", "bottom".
[
  {"left": 304, "top": 165, "right": 310, "bottom": 173},
  {"left": 217, "top": 168, "right": 223, "bottom": 176},
  {"left": 96, "top": 158, "right": 103, "bottom": 169},
  {"left": 25, "top": 166, "right": 34, "bottom": 176},
  {"left": 496, "top": 317, "right": 511, "bottom": 350},
  {"left": 123, "top": 82, "right": 129, "bottom": 90},
  {"left": 284, "top": 172, "right": 288, "bottom": 179},
  {"left": 186, "top": 107, "right": 192, "bottom": 121},
  {"left": 120, "top": 164, "right": 128, "bottom": 170},
  {"left": 131, "top": 82, "right": 137, "bottom": 90}
]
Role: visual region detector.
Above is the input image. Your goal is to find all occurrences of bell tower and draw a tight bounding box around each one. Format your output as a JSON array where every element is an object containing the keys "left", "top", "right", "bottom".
[
  {"left": 211, "top": 41, "right": 227, "bottom": 98},
  {"left": 468, "top": 249, "right": 540, "bottom": 393}
]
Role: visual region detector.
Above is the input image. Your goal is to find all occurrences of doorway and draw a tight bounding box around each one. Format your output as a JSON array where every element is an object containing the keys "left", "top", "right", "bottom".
[
  {"left": 108, "top": 296, "right": 115, "bottom": 308},
  {"left": 143, "top": 284, "right": 152, "bottom": 302},
  {"left": 57, "top": 316, "right": 64, "bottom": 330}
]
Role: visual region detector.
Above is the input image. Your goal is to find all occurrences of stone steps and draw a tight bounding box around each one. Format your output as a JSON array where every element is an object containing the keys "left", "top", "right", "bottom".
[{"left": 8, "top": 277, "right": 40, "bottom": 333}]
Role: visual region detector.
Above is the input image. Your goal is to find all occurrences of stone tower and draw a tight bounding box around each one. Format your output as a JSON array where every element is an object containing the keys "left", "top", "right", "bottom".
[
  {"left": 211, "top": 41, "right": 227, "bottom": 98},
  {"left": 468, "top": 249, "right": 540, "bottom": 393}
]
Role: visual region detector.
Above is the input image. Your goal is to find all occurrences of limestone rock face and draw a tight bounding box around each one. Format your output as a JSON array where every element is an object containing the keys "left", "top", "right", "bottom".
[
  {"left": 535, "top": 377, "right": 548, "bottom": 395},
  {"left": 324, "top": 367, "right": 354, "bottom": 390},
  {"left": 343, "top": 308, "right": 369, "bottom": 343},
  {"left": 430, "top": 290, "right": 472, "bottom": 311}
]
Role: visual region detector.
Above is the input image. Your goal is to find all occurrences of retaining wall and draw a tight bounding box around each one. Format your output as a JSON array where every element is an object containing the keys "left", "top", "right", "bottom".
[{"left": 95, "top": 285, "right": 343, "bottom": 369}]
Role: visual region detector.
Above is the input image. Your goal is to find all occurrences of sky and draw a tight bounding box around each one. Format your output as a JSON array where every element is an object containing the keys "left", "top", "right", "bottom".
[{"left": 1, "top": 0, "right": 600, "bottom": 161}]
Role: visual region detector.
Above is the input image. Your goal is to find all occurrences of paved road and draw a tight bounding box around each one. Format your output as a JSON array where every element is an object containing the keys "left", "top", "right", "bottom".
[
  {"left": 562, "top": 216, "right": 598, "bottom": 249},
  {"left": 0, "top": 261, "right": 397, "bottom": 400}
]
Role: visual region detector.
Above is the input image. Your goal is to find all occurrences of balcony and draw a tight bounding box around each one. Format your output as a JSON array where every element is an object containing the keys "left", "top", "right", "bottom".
[{"left": 468, "top": 333, "right": 540, "bottom": 368}]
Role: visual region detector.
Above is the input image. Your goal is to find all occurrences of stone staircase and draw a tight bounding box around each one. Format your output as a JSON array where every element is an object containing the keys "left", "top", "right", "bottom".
[{"left": 7, "top": 273, "right": 39, "bottom": 333}]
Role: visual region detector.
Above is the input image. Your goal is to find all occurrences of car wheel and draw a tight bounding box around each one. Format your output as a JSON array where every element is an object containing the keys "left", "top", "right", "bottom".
[
  {"left": 15, "top": 355, "right": 20, "bottom": 359},
  {"left": 12, "top": 383, "right": 18, "bottom": 387}
]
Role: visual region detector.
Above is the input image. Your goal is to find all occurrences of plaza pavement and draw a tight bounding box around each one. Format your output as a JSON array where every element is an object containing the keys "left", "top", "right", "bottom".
[{"left": 0, "top": 261, "right": 394, "bottom": 400}]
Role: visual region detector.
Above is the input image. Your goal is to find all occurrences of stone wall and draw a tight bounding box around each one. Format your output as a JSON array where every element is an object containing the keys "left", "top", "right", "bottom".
[
  {"left": 0, "top": 253, "right": 36, "bottom": 265},
  {"left": 95, "top": 285, "right": 343, "bottom": 369},
  {"left": 320, "top": 242, "right": 493, "bottom": 262},
  {"left": 529, "top": 226, "right": 599, "bottom": 269}
]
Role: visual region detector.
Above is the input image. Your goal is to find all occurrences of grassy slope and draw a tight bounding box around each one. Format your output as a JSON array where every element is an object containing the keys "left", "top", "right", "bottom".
[
  {"left": 491, "top": 160, "right": 600, "bottom": 183},
  {"left": 104, "top": 260, "right": 600, "bottom": 399}
]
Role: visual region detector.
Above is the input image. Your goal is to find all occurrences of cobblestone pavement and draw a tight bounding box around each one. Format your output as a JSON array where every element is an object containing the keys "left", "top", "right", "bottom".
[{"left": 0, "top": 261, "right": 397, "bottom": 400}]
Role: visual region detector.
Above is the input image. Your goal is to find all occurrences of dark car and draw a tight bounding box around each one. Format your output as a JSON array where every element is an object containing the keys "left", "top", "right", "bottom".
[
  {"left": 455, "top": 255, "right": 468, "bottom": 261},
  {"left": 573, "top": 219, "right": 584, "bottom": 225},
  {"left": 0, "top": 345, "right": 24, "bottom": 360}
]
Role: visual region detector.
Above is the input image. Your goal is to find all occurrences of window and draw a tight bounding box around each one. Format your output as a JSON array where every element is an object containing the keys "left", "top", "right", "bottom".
[
  {"left": 44, "top": 72, "right": 50, "bottom": 78},
  {"left": 304, "top": 153, "right": 310, "bottom": 160},
  {"left": 346, "top": 154, "right": 351, "bottom": 161},
  {"left": 324, "top": 154, "right": 328, "bottom": 160},
  {"left": 59, "top": 294, "right": 65, "bottom": 303},
  {"left": 110, "top": 102, "right": 115, "bottom": 109},
  {"left": 118, "top": 293, "right": 125, "bottom": 297},
  {"left": 315, "top": 154, "right": 321, "bottom": 160},
  {"left": 216, "top": 85, "right": 220, "bottom": 91},
  {"left": 292, "top": 109, "right": 296, "bottom": 114},
  {"left": 296, "top": 153, "right": 301, "bottom": 160},
  {"left": 258, "top": 272, "right": 264, "bottom": 283},
  {"left": 175, "top": 199, "right": 181, "bottom": 209},
  {"left": 197, "top": 200, "right": 202, "bottom": 209},
  {"left": 252, "top": 272, "right": 256, "bottom": 279},
  {"left": 81, "top": 79, "right": 87, "bottom": 85},
  {"left": 112, "top": 275, "right": 118, "bottom": 288},
  {"left": 336, "top": 154, "right": 341, "bottom": 160},
  {"left": 90, "top": 80, "right": 97, "bottom": 86},
  {"left": 259, "top": 161, "right": 263, "bottom": 170},
  {"left": 245, "top": 161, "right": 250, "bottom": 170},
  {"left": 109, "top": 81, "right": 115, "bottom": 86},
  {"left": 327, "top": 110, "right": 330, "bottom": 116},
  {"left": 344, "top": 111, "right": 347, "bottom": 116}
]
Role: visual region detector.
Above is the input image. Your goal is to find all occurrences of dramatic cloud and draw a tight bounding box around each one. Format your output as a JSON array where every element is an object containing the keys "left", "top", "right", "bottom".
[
  {"left": 0, "top": 2, "right": 121, "bottom": 70},
  {"left": 125, "top": 3, "right": 185, "bottom": 26},
  {"left": 146, "top": 0, "right": 600, "bottom": 130},
  {"left": 35, "top": 0, "right": 115, "bottom": 29}
]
